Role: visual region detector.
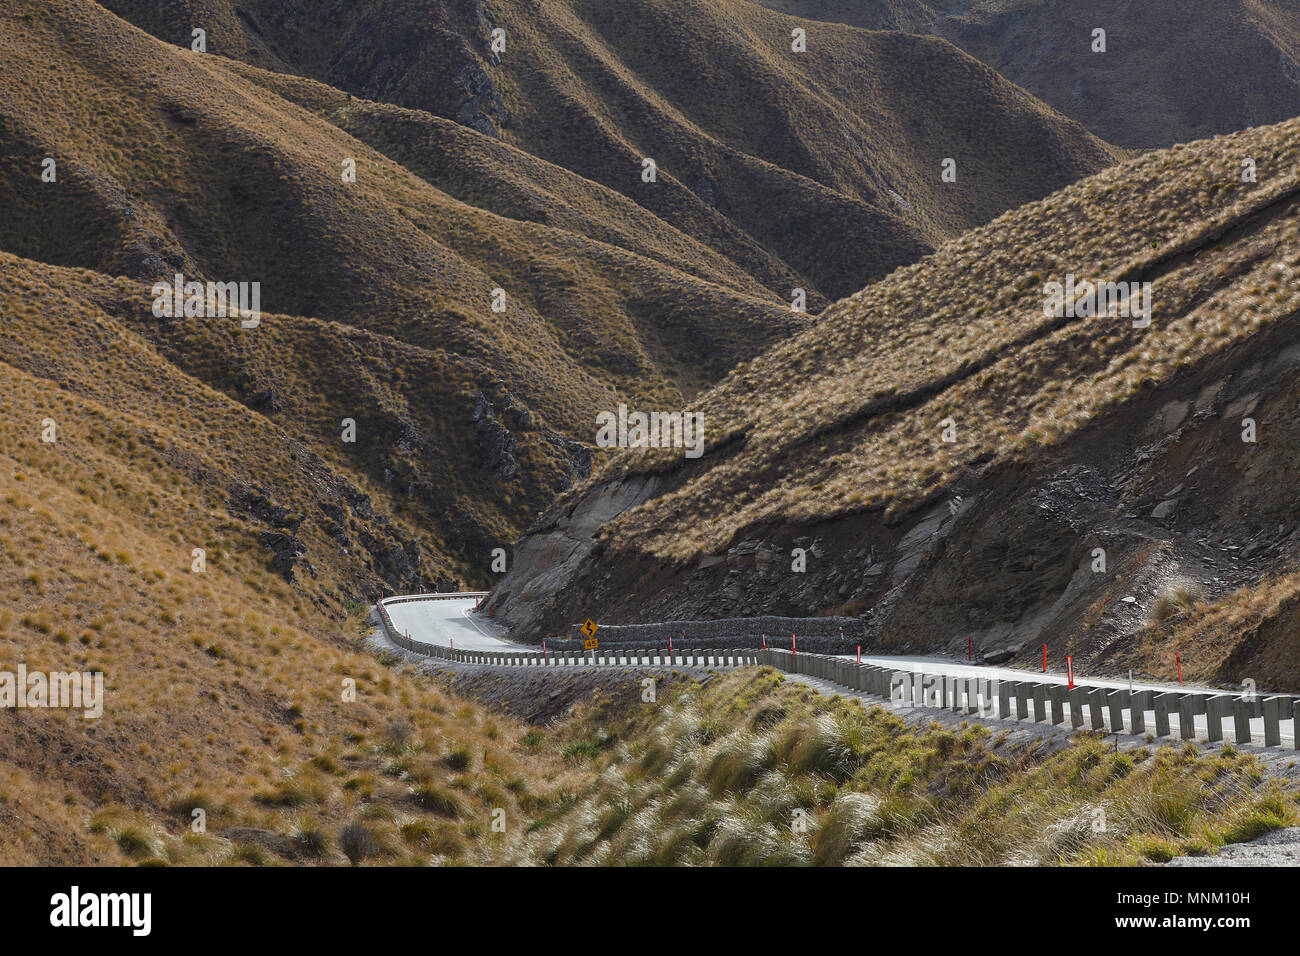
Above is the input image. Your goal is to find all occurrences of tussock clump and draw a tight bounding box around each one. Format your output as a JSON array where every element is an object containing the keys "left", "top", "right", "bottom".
[
  {"left": 339, "top": 821, "right": 378, "bottom": 865},
  {"left": 519, "top": 670, "right": 1297, "bottom": 866},
  {"left": 1152, "top": 581, "right": 1203, "bottom": 625}
]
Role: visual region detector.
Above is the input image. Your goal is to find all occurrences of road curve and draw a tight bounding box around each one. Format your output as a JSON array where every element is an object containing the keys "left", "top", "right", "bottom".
[
  {"left": 382, "top": 594, "right": 520, "bottom": 652},
  {"left": 378, "top": 599, "right": 1290, "bottom": 744}
]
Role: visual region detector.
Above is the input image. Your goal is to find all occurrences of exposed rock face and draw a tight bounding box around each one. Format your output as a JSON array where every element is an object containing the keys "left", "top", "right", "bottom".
[
  {"left": 321, "top": 503, "right": 349, "bottom": 546},
  {"left": 260, "top": 530, "right": 308, "bottom": 581},
  {"left": 489, "top": 474, "right": 662, "bottom": 633},
  {"left": 488, "top": 320, "right": 1300, "bottom": 679},
  {"left": 544, "top": 432, "right": 592, "bottom": 489},
  {"left": 454, "top": 62, "right": 504, "bottom": 137},
  {"left": 471, "top": 391, "right": 518, "bottom": 481}
]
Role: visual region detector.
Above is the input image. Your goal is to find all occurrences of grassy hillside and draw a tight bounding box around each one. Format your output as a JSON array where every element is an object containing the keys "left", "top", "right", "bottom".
[
  {"left": 0, "top": 0, "right": 824, "bottom": 591},
  {"left": 494, "top": 669, "right": 1296, "bottom": 866},
  {"left": 100, "top": 0, "right": 1124, "bottom": 301},
  {"left": 0, "top": 254, "right": 592, "bottom": 863},
  {"left": 574, "top": 118, "right": 1300, "bottom": 560},
  {"left": 757, "top": 0, "right": 1300, "bottom": 149}
]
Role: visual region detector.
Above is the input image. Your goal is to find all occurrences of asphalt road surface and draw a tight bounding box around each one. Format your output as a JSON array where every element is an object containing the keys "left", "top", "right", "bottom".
[{"left": 384, "top": 596, "right": 519, "bottom": 651}]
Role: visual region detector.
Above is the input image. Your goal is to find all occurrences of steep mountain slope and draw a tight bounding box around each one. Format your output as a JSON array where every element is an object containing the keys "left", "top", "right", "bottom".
[
  {"left": 0, "top": 0, "right": 821, "bottom": 588},
  {"left": 0, "top": 0, "right": 1130, "bottom": 590},
  {"left": 491, "top": 116, "right": 1300, "bottom": 690},
  {"left": 0, "top": 250, "right": 606, "bottom": 865},
  {"left": 756, "top": 0, "right": 1300, "bottom": 149},
  {"left": 99, "top": 0, "right": 1124, "bottom": 301}
]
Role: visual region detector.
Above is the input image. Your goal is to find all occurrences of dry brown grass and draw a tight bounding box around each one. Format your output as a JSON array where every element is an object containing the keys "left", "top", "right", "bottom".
[
  {"left": 517, "top": 669, "right": 1297, "bottom": 866},
  {"left": 102, "top": 0, "right": 1122, "bottom": 302},
  {"left": 567, "top": 115, "right": 1300, "bottom": 564}
]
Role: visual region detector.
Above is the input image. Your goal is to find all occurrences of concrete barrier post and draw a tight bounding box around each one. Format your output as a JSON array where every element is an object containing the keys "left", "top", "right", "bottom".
[
  {"left": 890, "top": 672, "right": 909, "bottom": 704},
  {"left": 1129, "top": 693, "right": 1146, "bottom": 736},
  {"left": 967, "top": 678, "right": 983, "bottom": 716},
  {"left": 1089, "top": 688, "right": 1107, "bottom": 730},
  {"left": 1032, "top": 684, "right": 1048, "bottom": 723},
  {"left": 1107, "top": 690, "right": 1127, "bottom": 733},
  {"left": 1205, "top": 695, "right": 1227, "bottom": 742},
  {"left": 1262, "top": 696, "right": 1284, "bottom": 747},
  {"left": 1069, "top": 687, "right": 1085, "bottom": 729},
  {"left": 1153, "top": 693, "right": 1173, "bottom": 737},
  {"left": 998, "top": 681, "right": 1012, "bottom": 719},
  {"left": 1232, "top": 697, "right": 1253, "bottom": 745},
  {"left": 922, "top": 674, "right": 941, "bottom": 707},
  {"left": 1014, "top": 682, "right": 1030, "bottom": 720},
  {"left": 1048, "top": 685, "right": 1066, "bottom": 725}
]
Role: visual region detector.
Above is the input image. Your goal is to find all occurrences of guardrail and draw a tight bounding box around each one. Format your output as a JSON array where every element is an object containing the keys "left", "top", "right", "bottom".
[
  {"left": 757, "top": 649, "right": 1300, "bottom": 750},
  {"left": 374, "top": 594, "right": 758, "bottom": 668},
  {"left": 567, "top": 615, "right": 861, "bottom": 647}
]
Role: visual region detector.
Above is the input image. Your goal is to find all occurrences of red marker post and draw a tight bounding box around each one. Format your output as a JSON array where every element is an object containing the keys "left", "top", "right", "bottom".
[
  {"left": 1066, "top": 655, "right": 1074, "bottom": 689},
  {"left": 856, "top": 645, "right": 861, "bottom": 665},
  {"left": 762, "top": 634, "right": 767, "bottom": 650},
  {"left": 792, "top": 633, "right": 797, "bottom": 656},
  {"left": 1176, "top": 651, "right": 1183, "bottom": 684},
  {"left": 1042, "top": 644, "right": 1047, "bottom": 672},
  {"left": 967, "top": 636, "right": 972, "bottom": 661}
]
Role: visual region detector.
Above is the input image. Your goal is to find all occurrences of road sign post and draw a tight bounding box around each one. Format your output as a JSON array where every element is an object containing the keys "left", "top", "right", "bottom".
[{"left": 581, "top": 620, "right": 599, "bottom": 665}]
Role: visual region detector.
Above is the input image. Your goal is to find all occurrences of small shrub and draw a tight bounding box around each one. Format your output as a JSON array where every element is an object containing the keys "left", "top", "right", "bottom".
[
  {"left": 339, "top": 821, "right": 377, "bottom": 865},
  {"left": 410, "top": 784, "right": 464, "bottom": 818}
]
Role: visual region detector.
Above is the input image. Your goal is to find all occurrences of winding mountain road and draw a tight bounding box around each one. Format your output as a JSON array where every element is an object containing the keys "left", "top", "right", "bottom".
[{"left": 378, "top": 596, "right": 1290, "bottom": 744}]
